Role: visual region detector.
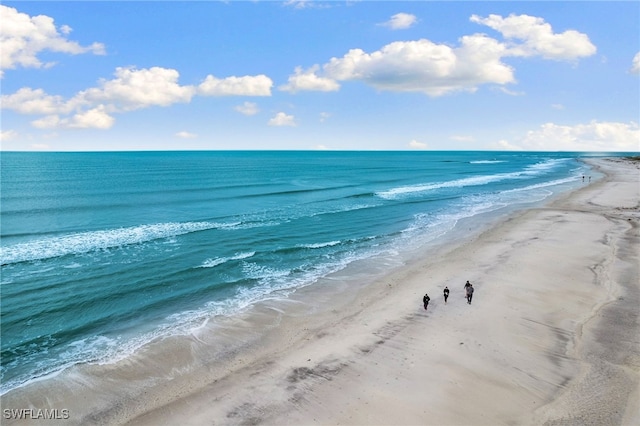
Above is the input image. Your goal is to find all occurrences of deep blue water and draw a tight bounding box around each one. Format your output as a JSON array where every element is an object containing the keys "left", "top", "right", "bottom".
[{"left": 0, "top": 150, "right": 616, "bottom": 393}]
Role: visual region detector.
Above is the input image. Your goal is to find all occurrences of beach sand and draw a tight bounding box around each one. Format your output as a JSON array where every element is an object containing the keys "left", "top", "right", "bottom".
[{"left": 2, "top": 157, "right": 639, "bottom": 425}]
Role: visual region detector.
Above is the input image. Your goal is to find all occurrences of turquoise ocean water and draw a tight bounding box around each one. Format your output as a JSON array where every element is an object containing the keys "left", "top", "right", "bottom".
[{"left": 0, "top": 150, "right": 621, "bottom": 394}]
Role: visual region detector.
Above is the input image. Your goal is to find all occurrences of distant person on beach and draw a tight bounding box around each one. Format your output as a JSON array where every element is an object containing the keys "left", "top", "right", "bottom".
[
  {"left": 466, "top": 284, "right": 474, "bottom": 304},
  {"left": 464, "top": 280, "right": 471, "bottom": 294},
  {"left": 443, "top": 286, "right": 449, "bottom": 304},
  {"left": 423, "top": 294, "right": 430, "bottom": 310}
]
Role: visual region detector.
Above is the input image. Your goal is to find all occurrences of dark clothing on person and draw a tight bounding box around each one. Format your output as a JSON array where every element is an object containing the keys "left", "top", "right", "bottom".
[
  {"left": 443, "top": 287, "right": 449, "bottom": 303},
  {"left": 423, "top": 294, "right": 430, "bottom": 310},
  {"left": 466, "top": 285, "right": 474, "bottom": 304},
  {"left": 464, "top": 281, "right": 471, "bottom": 302}
]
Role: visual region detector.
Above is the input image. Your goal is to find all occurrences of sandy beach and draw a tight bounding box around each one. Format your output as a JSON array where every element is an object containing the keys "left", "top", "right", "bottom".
[{"left": 2, "top": 157, "right": 638, "bottom": 425}]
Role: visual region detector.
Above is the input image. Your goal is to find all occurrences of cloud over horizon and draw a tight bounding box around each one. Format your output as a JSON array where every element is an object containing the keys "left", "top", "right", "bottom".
[
  {"left": 1, "top": 67, "right": 273, "bottom": 129},
  {"left": 284, "top": 13, "right": 597, "bottom": 97},
  {"left": 268, "top": 112, "right": 296, "bottom": 127},
  {"left": 495, "top": 121, "right": 639, "bottom": 151}
]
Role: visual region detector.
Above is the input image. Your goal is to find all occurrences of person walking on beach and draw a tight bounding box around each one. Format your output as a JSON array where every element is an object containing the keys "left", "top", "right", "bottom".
[
  {"left": 464, "top": 280, "right": 471, "bottom": 301},
  {"left": 466, "top": 284, "right": 474, "bottom": 304},
  {"left": 443, "top": 286, "right": 449, "bottom": 304},
  {"left": 423, "top": 293, "right": 430, "bottom": 310}
]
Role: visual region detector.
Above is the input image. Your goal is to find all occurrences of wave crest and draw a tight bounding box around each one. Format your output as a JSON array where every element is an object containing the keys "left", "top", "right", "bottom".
[
  {"left": 376, "top": 159, "right": 570, "bottom": 200},
  {"left": 1, "top": 222, "right": 238, "bottom": 265},
  {"left": 199, "top": 252, "right": 256, "bottom": 268}
]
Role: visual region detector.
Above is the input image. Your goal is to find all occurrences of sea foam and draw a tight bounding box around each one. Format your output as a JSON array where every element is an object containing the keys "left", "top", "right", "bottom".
[{"left": 0, "top": 221, "right": 238, "bottom": 265}]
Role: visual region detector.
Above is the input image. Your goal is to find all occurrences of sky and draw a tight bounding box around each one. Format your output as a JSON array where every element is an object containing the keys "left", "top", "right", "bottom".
[{"left": 1, "top": 1, "right": 639, "bottom": 152}]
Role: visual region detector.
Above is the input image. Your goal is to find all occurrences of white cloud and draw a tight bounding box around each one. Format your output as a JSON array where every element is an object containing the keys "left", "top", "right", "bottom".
[
  {"left": 0, "top": 5, "right": 105, "bottom": 77},
  {"left": 31, "top": 115, "right": 62, "bottom": 129},
  {"left": 470, "top": 14, "right": 596, "bottom": 61},
  {"left": 492, "top": 139, "right": 524, "bottom": 151},
  {"left": 283, "top": 0, "right": 331, "bottom": 10},
  {"left": 67, "top": 106, "right": 114, "bottom": 129},
  {"left": 268, "top": 112, "right": 296, "bottom": 127},
  {"left": 2, "top": 66, "right": 275, "bottom": 131},
  {"left": 32, "top": 105, "right": 115, "bottom": 129},
  {"left": 409, "top": 139, "right": 428, "bottom": 149},
  {"left": 0, "top": 87, "right": 72, "bottom": 115},
  {"left": 380, "top": 13, "right": 417, "bottom": 30},
  {"left": 0, "top": 129, "right": 18, "bottom": 142},
  {"left": 198, "top": 74, "right": 273, "bottom": 96},
  {"left": 175, "top": 131, "right": 197, "bottom": 139},
  {"left": 496, "top": 87, "right": 525, "bottom": 96},
  {"left": 280, "top": 66, "right": 340, "bottom": 93},
  {"left": 322, "top": 35, "right": 514, "bottom": 96},
  {"left": 502, "top": 121, "right": 640, "bottom": 151},
  {"left": 234, "top": 101, "right": 259, "bottom": 116},
  {"left": 551, "top": 103, "right": 565, "bottom": 110},
  {"left": 285, "top": 13, "right": 595, "bottom": 97},
  {"left": 78, "top": 67, "right": 196, "bottom": 112},
  {"left": 631, "top": 52, "right": 640, "bottom": 74}
]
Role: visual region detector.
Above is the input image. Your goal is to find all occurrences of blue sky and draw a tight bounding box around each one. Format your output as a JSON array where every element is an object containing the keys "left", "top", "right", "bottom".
[{"left": 1, "top": 1, "right": 639, "bottom": 151}]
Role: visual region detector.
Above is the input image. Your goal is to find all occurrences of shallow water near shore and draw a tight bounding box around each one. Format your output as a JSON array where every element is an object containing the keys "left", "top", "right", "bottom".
[{"left": 0, "top": 151, "right": 618, "bottom": 396}]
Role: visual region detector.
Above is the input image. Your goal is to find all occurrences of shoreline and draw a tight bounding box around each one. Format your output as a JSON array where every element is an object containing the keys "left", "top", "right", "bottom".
[
  {"left": 132, "top": 157, "right": 639, "bottom": 425},
  {"left": 2, "top": 157, "right": 638, "bottom": 425}
]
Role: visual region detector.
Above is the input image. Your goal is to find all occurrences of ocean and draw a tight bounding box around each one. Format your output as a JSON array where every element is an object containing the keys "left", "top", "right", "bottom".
[{"left": 0, "top": 150, "right": 616, "bottom": 395}]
